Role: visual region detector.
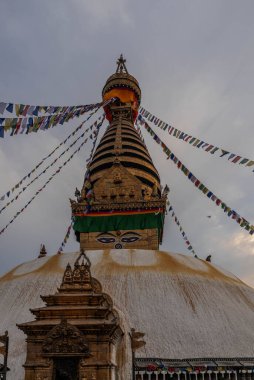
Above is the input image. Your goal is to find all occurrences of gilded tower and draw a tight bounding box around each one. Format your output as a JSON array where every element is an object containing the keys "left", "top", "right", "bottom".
[{"left": 71, "top": 56, "right": 168, "bottom": 250}]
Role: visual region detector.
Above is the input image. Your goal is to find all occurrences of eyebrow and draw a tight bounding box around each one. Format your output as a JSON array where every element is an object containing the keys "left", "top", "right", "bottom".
[
  {"left": 97, "top": 232, "right": 116, "bottom": 237},
  {"left": 121, "top": 232, "right": 141, "bottom": 237}
]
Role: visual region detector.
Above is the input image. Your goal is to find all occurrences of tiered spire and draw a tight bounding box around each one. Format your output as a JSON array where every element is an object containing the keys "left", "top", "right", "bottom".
[{"left": 71, "top": 58, "right": 167, "bottom": 250}]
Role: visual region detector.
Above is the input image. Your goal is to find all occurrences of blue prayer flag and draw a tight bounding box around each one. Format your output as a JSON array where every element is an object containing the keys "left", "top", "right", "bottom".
[{"left": 6, "top": 103, "right": 14, "bottom": 113}]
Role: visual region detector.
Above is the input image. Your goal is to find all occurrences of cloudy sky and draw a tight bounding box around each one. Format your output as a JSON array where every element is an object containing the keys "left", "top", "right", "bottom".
[{"left": 0, "top": 0, "right": 253, "bottom": 285}]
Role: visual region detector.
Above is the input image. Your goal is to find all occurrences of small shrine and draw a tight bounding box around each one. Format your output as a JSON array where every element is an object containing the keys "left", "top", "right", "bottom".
[{"left": 18, "top": 251, "right": 123, "bottom": 380}]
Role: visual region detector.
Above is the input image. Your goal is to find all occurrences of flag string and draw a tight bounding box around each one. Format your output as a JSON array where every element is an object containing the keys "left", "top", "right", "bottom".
[
  {"left": 138, "top": 116, "right": 254, "bottom": 236},
  {"left": 134, "top": 119, "right": 145, "bottom": 143},
  {"left": 57, "top": 221, "right": 73, "bottom": 254},
  {"left": 0, "top": 102, "right": 102, "bottom": 138},
  {"left": 0, "top": 100, "right": 100, "bottom": 117},
  {"left": 135, "top": 118, "right": 197, "bottom": 256},
  {"left": 168, "top": 201, "right": 197, "bottom": 257},
  {"left": 0, "top": 115, "right": 104, "bottom": 215},
  {"left": 0, "top": 105, "right": 102, "bottom": 203},
  {"left": 0, "top": 117, "right": 106, "bottom": 236},
  {"left": 139, "top": 107, "right": 254, "bottom": 171},
  {"left": 86, "top": 115, "right": 105, "bottom": 165}
]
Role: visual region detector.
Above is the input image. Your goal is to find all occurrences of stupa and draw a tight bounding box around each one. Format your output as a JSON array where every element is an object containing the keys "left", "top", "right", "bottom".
[{"left": 1, "top": 57, "right": 254, "bottom": 380}]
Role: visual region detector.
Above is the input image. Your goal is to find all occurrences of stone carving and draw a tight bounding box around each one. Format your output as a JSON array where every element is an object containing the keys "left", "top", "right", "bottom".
[
  {"left": 60, "top": 250, "right": 101, "bottom": 292},
  {"left": 42, "top": 319, "right": 90, "bottom": 356},
  {"left": 113, "top": 171, "right": 122, "bottom": 184},
  {"left": 91, "top": 278, "right": 102, "bottom": 293},
  {"left": 62, "top": 263, "right": 72, "bottom": 283}
]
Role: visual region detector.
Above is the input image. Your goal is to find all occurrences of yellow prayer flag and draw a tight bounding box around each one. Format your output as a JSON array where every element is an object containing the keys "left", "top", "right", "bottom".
[
  {"left": 15, "top": 104, "right": 20, "bottom": 116},
  {"left": 4, "top": 119, "right": 12, "bottom": 131},
  {"left": 246, "top": 160, "right": 254, "bottom": 167},
  {"left": 193, "top": 139, "right": 200, "bottom": 147}
]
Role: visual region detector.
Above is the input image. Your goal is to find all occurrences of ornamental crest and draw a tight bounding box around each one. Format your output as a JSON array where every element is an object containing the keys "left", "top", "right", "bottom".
[{"left": 42, "top": 319, "right": 90, "bottom": 357}]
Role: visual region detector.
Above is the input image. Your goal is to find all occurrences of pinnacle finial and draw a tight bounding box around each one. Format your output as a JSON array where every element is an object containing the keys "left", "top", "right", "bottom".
[
  {"left": 116, "top": 54, "right": 128, "bottom": 74},
  {"left": 75, "top": 249, "right": 91, "bottom": 268}
]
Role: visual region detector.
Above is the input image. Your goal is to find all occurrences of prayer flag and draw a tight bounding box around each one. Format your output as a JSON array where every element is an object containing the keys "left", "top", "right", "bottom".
[
  {"left": 6, "top": 103, "right": 13, "bottom": 113},
  {"left": 197, "top": 141, "right": 204, "bottom": 148},
  {"left": 205, "top": 145, "right": 214, "bottom": 152},
  {"left": 228, "top": 153, "right": 235, "bottom": 160},
  {"left": 15, "top": 104, "right": 20, "bottom": 116},
  {"left": 4, "top": 118, "right": 12, "bottom": 131},
  {"left": 210, "top": 147, "right": 219, "bottom": 154},
  {"left": 232, "top": 155, "right": 241, "bottom": 163},
  {"left": 239, "top": 158, "right": 249, "bottom": 165},
  {"left": 22, "top": 105, "right": 30, "bottom": 116},
  {"left": 220, "top": 150, "right": 229, "bottom": 157},
  {"left": 20, "top": 118, "right": 27, "bottom": 134},
  {"left": 0, "top": 102, "right": 6, "bottom": 114},
  {"left": 33, "top": 106, "right": 40, "bottom": 116},
  {"left": 19, "top": 104, "right": 25, "bottom": 115},
  {"left": 0, "top": 126, "right": 4, "bottom": 138},
  {"left": 27, "top": 105, "right": 35, "bottom": 115}
]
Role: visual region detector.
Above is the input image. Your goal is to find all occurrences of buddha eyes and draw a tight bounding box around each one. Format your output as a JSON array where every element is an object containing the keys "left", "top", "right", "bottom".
[
  {"left": 96, "top": 233, "right": 141, "bottom": 245},
  {"left": 97, "top": 237, "right": 115, "bottom": 243},
  {"left": 121, "top": 236, "right": 139, "bottom": 243}
]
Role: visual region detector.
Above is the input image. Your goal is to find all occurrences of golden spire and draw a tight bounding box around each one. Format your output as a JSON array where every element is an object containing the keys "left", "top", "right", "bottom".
[{"left": 116, "top": 54, "right": 128, "bottom": 74}]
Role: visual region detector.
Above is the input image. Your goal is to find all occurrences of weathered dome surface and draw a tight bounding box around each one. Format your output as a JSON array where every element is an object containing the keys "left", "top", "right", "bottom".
[{"left": 1, "top": 249, "right": 254, "bottom": 380}]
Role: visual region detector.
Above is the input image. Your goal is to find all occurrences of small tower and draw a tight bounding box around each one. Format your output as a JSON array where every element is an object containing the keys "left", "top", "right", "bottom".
[
  {"left": 71, "top": 56, "right": 167, "bottom": 250},
  {"left": 38, "top": 244, "right": 47, "bottom": 258}
]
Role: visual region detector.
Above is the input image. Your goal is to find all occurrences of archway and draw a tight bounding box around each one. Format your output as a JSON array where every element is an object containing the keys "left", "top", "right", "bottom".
[{"left": 53, "top": 358, "right": 79, "bottom": 380}]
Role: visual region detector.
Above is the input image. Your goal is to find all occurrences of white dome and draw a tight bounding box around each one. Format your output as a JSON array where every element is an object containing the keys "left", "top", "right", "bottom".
[{"left": 1, "top": 249, "right": 254, "bottom": 380}]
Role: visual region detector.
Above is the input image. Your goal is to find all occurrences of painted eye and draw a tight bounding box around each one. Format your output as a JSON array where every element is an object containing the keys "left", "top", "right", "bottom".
[
  {"left": 121, "top": 236, "right": 140, "bottom": 243},
  {"left": 97, "top": 237, "right": 116, "bottom": 243}
]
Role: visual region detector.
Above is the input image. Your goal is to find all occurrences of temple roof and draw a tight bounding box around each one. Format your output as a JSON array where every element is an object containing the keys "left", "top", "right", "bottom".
[{"left": 1, "top": 250, "right": 254, "bottom": 379}]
